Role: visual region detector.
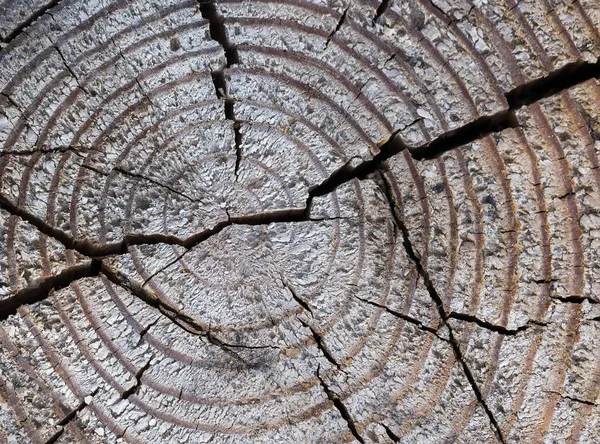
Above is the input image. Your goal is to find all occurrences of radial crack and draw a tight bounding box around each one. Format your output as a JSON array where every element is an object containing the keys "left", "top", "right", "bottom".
[
  {"left": 372, "top": 0, "right": 392, "bottom": 25},
  {"left": 43, "top": 387, "right": 99, "bottom": 444},
  {"left": 377, "top": 172, "right": 507, "bottom": 444},
  {"left": 0, "top": 193, "right": 310, "bottom": 259},
  {"left": 316, "top": 366, "right": 364, "bottom": 444},
  {"left": 0, "top": 0, "right": 63, "bottom": 46},
  {"left": 325, "top": 7, "right": 349, "bottom": 49},
  {"left": 0, "top": 144, "right": 92, "bottom": 158},
  {"left": 197, "top": 0, "right": 239, "bottom": 67},
  {"left": 381, "top": 423, "right": 400, "bottom": 442},
  {"left": 53, "top": 45, "right": 88, "bottom": 94},
  {"left": 551, "top": 295, "right": 599, "bottom": 304},
  {"left": 309, "top": 57, "right": 600, "bottom": 196},
  {"left": 80, "top": 163, "right": 201, "bottom": 204},
  {"left": 0, "top": 260, "right": 102, "bottom": 321},
  {"left": 121, "top": 359, "right": 152, "bottom": 400},
  {"left": 100, "top": 263, "right": 252, "bottom": 362},
  {"left": 299, "top": 318, "right": 343, "bottom": 372},
  {"left": 283, "top": 280, "right": 313, "bottom": 316}
]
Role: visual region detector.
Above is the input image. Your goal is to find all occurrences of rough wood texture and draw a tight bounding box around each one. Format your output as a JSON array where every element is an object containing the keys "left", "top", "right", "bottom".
[{"left": 0, "top": 0, "right": 599, "bottom": 442}]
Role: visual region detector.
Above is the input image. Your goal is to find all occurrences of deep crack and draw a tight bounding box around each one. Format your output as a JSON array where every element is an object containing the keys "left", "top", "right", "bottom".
[
  {"left": 381, "top": 423, "right": 400, "bottom": 442},
  {"left": 316, "top": 365, "right": 364, "bottom": 444},
  {"left": 43, "top": 387, "right": 99, "bottom": 444},
  {"left": 0, "top": 260, "right": 102, "bottom": 321},
  {"left": 283, "top": 280, "right": 313, "bottom": 316},
  {"left": 372, "top": 0, "right": 392, "bottom": 25},
  {"left": 326, "top": 7, "right": 349, "bottom": 49},
  {"left": 299, "top": 318, "right": 343, "bottom": 372},
  {"left": 377, "top": 171, "right": 507, "bottom": 444},
  {"left": 448, "top": 312, "right": 546, "bottom": 336},
  {"left": 0, "top": 0, "right": 63, "bottom": 46},
  {"left": 121, "top": 359, "right": 152, "bottom": 400},
  {"left": 197, "top": 0, "right": 239, "bottom": 67}
]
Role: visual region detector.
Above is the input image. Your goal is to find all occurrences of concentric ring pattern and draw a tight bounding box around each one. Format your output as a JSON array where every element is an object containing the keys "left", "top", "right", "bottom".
[{"left": 0, "top": 0, "right": 599, "bottom": 442}]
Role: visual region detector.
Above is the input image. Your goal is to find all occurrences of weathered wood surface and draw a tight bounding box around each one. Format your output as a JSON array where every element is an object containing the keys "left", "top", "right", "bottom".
[{"left": 0, "top": 0, "right": 599, "bottom": 442}]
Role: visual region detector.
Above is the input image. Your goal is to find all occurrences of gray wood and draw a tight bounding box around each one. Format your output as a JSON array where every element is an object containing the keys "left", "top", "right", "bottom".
[{"left": 0, "top": 0, "right": 599, "bottom": 442}]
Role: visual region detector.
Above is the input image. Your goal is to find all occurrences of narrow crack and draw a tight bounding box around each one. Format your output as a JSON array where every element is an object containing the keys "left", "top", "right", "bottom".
[
  {"left": 299, "top": 318, "right": 343, "bottom": 372},
  {"left": 372, "top": 0, "right": 392, "bottom": 25},
  {"left": 325, "top": 7, "right": 349, "bottom": 50},
  {"left": 0, "top": 145, "right": 92, "bottom": 158},
  {"left": 544, "top": 390, "right": 597, "bottom": 407},
  {"left": 109, "top": 37, "right": 155, "bottom": 107},
  {"left": 43, "top": 387, "right": 99, "bottom": 444},
  {"left": 121, "top": 358, "right": 152, "bottom": 400},
  {"left": 283, "top": 280, "right": 313, "bottom": 316},
  {"left": 114, "top": 167, "right": 201, "bottom": 204},
  {"left": 100, "top": 263, "right": 258, "bottom": 362},
  {"left": 0, "top": 0, "right": 63, "bottom": 46},
  {"left": 136, "top": 317, "right": 160, "bottom": 346},
  {"left": 353, "top": 294, "right": 442, "bottom": 337},
  {"left": 79, "top": 162, "right": 202, "bottom": 204},
  {"left": 0, "top": 92, "right": 22, "bottom": 111},
  {"left": 0, "top": 260, "right": 102, "bottom": 321},
  {"left": 53, "top": 45, "right": 88, "bottom": 94},
  {"left": 316, "top": 365, "right": 365, "bottom": 444}
]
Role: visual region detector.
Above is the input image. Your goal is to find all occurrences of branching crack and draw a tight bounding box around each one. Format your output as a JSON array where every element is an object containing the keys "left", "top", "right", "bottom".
[
  {"left": 0, "top": 192, "right": 311, "bottom": 259},
  {"left": 377, "top": 172, "right": 507, "bottom": 444},
  {"left": 100, "top": 263, "right": 270, "bottom": 360},
  {"left": 316, "top": 365, "right": 365, "bottom": 444},
  {"left": 4, "top": 59, "right": 598, "bottom": 267},
  {"left": 309, "top": 57, "right": 600, "bottom": 198},
  {"left": 325, "top": 7, "right": 349, "bottom": 49},
  {"left": 44, "top": 387, "right": 99, "bottom": 444}
]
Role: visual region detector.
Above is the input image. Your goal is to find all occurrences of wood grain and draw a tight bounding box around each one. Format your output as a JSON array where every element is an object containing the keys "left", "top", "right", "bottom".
[{"left": 0, "top": 0, "right": 599, "bottom": 442}]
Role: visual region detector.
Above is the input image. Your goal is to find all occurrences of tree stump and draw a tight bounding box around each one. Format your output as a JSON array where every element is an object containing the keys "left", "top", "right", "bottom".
[{"left": 0, "top": 0, "right": 599, "bottom": 442}]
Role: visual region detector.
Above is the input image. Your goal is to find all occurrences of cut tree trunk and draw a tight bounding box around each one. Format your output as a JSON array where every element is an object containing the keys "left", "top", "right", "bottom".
[{"left": 0, "top": 0, "right": 599, "bottom": 442}]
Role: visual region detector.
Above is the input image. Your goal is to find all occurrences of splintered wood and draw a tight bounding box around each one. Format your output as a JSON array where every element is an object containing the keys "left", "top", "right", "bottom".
[{"left": 0, "top": 0, "right": 599, "bottom": 442}]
